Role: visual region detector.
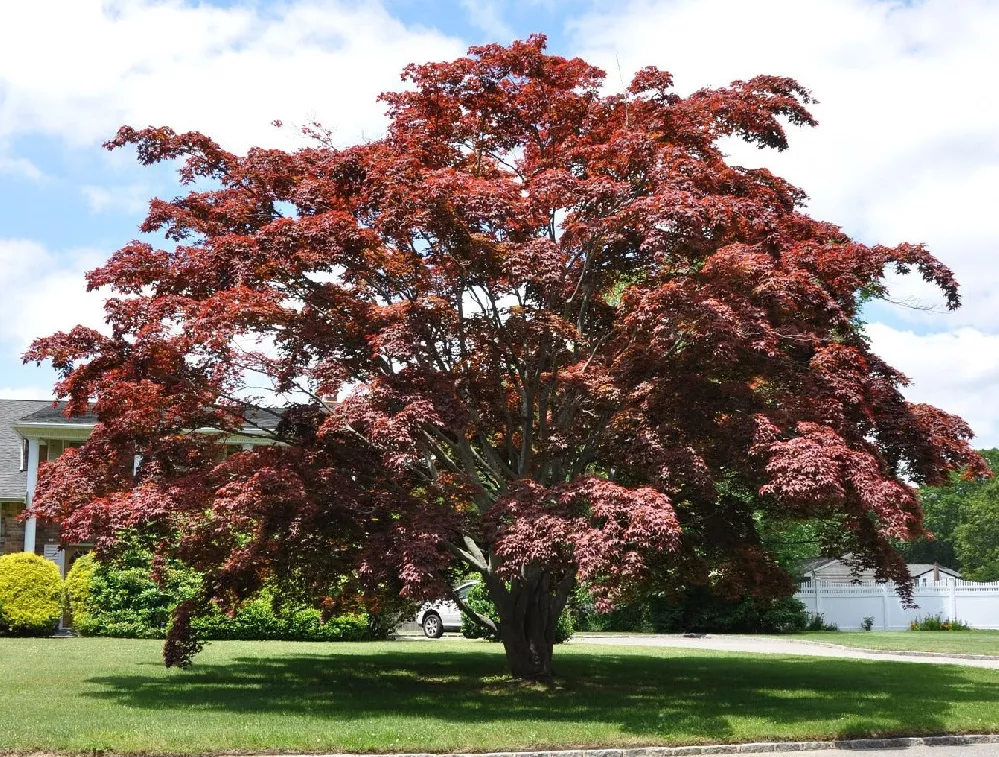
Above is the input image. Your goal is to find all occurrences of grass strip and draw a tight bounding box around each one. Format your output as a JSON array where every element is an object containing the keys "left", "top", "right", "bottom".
[{"left": 777, "top": 631, "right": 999, "bottom": 655}]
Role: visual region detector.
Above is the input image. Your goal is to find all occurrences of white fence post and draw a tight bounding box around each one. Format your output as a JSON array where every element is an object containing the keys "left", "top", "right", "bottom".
[{"left": 881, "top": 583, "right": 888, "bottom": 631}]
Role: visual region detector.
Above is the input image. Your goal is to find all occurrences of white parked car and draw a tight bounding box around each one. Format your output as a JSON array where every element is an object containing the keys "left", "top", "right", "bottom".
[{"left": 414, "top": 580, "right": 479, "bottom": 638}]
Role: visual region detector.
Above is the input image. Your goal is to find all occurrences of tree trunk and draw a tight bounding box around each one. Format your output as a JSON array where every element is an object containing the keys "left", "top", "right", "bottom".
[{"left": 485, "top": 569, "right": 571, "bottom": 680}]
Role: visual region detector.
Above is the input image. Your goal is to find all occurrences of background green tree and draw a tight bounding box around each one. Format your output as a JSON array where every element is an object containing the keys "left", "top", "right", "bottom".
[
  {"left": 901, "top": 449, "right": 999, "bottom": 575},
  {"left": 953, "top": 473, "right": 999, "bottom": 582}
]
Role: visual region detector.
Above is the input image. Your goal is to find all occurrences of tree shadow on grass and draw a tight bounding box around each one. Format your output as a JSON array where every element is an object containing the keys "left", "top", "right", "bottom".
[{"left": 84, "top": 646, "right": 999, "bottom": 744}]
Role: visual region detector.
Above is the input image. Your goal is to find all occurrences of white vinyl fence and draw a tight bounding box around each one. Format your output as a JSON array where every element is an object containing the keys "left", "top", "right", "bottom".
[{"left": 794, "top": 580, "right": 999, "bottom": 630}]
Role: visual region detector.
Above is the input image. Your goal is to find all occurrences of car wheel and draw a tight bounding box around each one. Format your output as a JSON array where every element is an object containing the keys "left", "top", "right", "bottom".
[{"left": 422, "top": 612, "right": 444, "bottom": 638}]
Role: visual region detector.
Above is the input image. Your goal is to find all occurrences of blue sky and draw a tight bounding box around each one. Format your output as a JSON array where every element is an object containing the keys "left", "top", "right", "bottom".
[{"left": 1, "top": 0, "right": 998, "bottom": 444}]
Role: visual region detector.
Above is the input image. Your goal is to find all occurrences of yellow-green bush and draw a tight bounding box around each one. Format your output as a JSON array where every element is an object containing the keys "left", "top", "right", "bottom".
[
  {"left": 0, "top": 552, "right": 63, "bottom": 636},
  {"left": 64, "top": 553, "right": 96, "bottom": 633}
]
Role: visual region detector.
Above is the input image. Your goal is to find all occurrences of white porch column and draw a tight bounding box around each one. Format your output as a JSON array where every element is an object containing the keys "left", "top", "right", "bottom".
[{"left": 22, "top": 437, "right": 41, "bottom": 553}]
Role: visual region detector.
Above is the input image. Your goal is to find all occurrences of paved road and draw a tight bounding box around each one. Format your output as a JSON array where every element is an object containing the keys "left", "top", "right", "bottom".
[{"left": 569, "top": 633, "right": 999, "bottom": 669}]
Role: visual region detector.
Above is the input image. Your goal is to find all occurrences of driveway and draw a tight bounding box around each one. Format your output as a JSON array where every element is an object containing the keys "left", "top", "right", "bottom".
[{"left": 569, "top": 633, "right": 999, "bottom": 669}]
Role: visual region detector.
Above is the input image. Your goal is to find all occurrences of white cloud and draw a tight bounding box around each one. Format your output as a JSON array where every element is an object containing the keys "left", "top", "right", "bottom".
[
  {"left": 0, "top": 154, "right": 44, "bottom": 182},
  {"left": 80, "top": 183, "right": 151, "bottom": 215},
  {"left": 571, "top": 0, "right": 999, "bottom": 331},
  {"left": 570, "top": 0, "right": 999, "bottom": 441},
  {"left": 867, "top": 323, "right": 999, "bottom": 447},
  {"left": 0, "top": 0, "right": 465, "bottom": 153},
  {"left": 0, "top": 239, "right": 108, "bottom": 360},
  {"left": 460, "top": 0, "right": 515, "bottom": 40},
  {"left": 0, "top": 386, "right": 56, "bottom": 400}
]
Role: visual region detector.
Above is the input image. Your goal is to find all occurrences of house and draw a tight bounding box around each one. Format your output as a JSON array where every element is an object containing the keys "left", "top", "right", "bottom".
[
  {"left": 0, "top": 398, "right": 279, "bottom": 576},
  {"left": 909, "top": 563, "right": 963, "bottom": 587},
  {"left": 800, "top": 555, "right": 962, "bottom": 586},
  {"left": 0, "top": 400, "right": 58, "bottom": 560}
]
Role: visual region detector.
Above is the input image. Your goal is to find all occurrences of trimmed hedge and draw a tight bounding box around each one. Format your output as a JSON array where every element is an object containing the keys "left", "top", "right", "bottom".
[
  {"left": 192, "top": 593, "right": 370, "bottom": 641},
  {"left": 65, "top": 549, "right": 379, "bottom": 641},
  {"left": 460, "top": 582, "right": 574, "bottom": 643},
  {"left": 0, "top": 552, "right": 63, "bottom": 636}
]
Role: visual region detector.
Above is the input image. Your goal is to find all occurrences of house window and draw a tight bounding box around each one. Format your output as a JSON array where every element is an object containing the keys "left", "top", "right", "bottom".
[
  {"left": 20, "top": 439, "right": 28, "bottom": 471},
  {"left": 46, "top": 440, "right": 63, "bottom": 461}
]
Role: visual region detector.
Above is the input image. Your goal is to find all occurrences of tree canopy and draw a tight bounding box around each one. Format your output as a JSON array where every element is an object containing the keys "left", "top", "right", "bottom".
[
  {"left": 27, "top": 36, "right": 986, "bottom": 678},
  {"left": 903, "top": 449, "right": 999, "bottom": 580}
]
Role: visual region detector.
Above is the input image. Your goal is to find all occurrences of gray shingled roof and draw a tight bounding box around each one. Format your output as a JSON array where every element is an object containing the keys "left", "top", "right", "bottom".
[
  {"left": 799, "top": 555, "right": 963, "bottom": 581},
  {"left": 240, "top": 406, "right": 283, "bottom": 432},
  {"left": 0, "top": 399, "right": 52, "bottom": 500},
  {"left": 16, "top": 402, "right": 282, "bottom": 431},
  {"left": 908, "top": 563, "right": 962, "bottom": 579},
  {"left": 1, "top": 400, "right": 284, "bottom": 501},
  {"left": 16, "top": 403, "right": 98, "bottom": 425},
  {"left": 799, "top": 557, "right": 838, "bottom": 573}
]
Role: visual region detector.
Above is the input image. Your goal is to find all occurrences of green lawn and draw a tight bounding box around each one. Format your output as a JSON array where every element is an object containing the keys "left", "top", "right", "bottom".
[
  {"left": 2, "top": 638, "right": 999, "bottom": 754},
  {"left": 783, "top": 631, "right": 999, "bottom": 655}
]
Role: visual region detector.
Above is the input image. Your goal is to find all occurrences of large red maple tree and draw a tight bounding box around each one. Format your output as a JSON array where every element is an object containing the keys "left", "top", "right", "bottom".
[{"left": 28, "top": 36, "right": 985, "bottom": 679}]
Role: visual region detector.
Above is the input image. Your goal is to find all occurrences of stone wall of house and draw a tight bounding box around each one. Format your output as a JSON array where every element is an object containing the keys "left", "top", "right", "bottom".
[
  {"left": 0, "top": 501, "right": 26, "bottom": 555},
  {"left": 1, "top": 501, "right": 63, "bottom": 557},
  {"left": 35, "top": 520, "right": 62, "bottom": 556}
]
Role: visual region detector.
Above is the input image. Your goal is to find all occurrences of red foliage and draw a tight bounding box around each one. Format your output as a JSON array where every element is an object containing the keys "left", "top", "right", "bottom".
[{"left": 25, "top": 36, "right": 985, "bottom": 671}]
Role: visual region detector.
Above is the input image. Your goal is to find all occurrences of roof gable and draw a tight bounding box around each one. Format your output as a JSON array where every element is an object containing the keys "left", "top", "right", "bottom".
[
  {"left": 0, "top": 399, "right": 53, "bottom": 500},
  {"left": 908, "top": 564, "right": 962, "bottom": 579}
]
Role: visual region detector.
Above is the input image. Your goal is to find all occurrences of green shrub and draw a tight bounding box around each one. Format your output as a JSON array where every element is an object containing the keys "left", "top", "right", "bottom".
[
  {"left": 64, "top": 553, "right": 96, "bottom": 633},
  {"left": 68, "top": 548, "right": 377, "bottom": 641},
  {"left": 191, "top": 592, "right": 370, "bottom": 641},
  {"left": 805, "top": 612, "right": 838, "bottom": 631},
  {"left": 642, "top": 588, "right": 811, "bottom": 634},
  {"left": 570, "top": 584, "right": 812, "bottom": 635},
  {"left": 910, "top": 614, "right": 971, "bottom": 631},
  {"left": 70, "top": 550, "right": 191, "bottom": 638},
  {"left": 570, "top": 586, "right": 652, "bottom": 632},
  {"left": 285, "top": 607, "right": 370, "bottom": 642},
  {"left": 0, "top": 552, "right": 63, "bottom": 636},
  {"left": 459, "top": 582, "right": 500, "bottom": 640},
  {"left": 759, "top": 597, "right": 810, "bottom": 633},
  {"left": 460, "top": 582, "right": 573, "bottom": 643}
]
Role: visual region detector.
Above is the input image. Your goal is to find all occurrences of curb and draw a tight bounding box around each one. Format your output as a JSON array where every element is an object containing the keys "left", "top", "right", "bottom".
[{"left": 276, "top": 734, "right": 999, "bottom": 756}]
